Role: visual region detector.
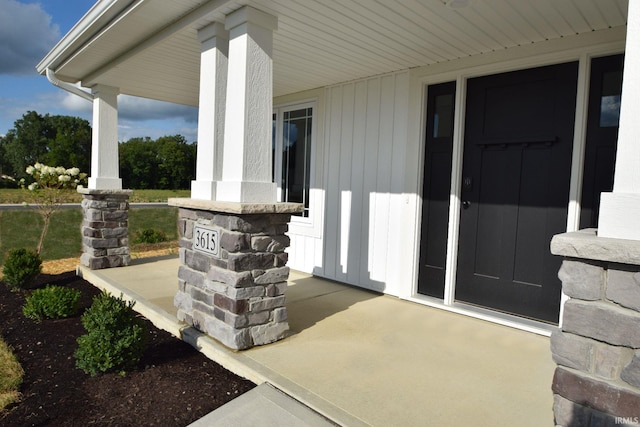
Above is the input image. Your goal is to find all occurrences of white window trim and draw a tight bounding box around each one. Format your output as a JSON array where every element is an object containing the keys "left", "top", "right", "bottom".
[{"left": 273, "top": 99, "right": 320, "bottom": 237}]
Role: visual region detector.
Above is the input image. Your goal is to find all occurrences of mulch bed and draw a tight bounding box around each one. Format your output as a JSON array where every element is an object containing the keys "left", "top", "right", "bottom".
[{"left": 0, "top": 271, "right": 256, "bottom": 426}]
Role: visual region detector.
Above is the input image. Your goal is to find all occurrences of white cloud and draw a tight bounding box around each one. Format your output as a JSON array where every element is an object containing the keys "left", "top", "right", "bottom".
[
  {"left": 61, "top": 92, "right": 198, "bottom": 123},
  {"left": 0, "top": 0, "right": 60, "bottom": 75},
  {"left": 60, "top": 92, "right": 198, "bottom": 141},
  {"left": 118, "top": 96, "right": 198, "bottom": 123},
  {"left": 61, "top": 90, "right": 92, "bottom": 112}
]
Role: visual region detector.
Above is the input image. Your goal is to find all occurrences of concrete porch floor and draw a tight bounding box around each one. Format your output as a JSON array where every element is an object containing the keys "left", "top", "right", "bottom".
[{"left": 77, "top": 255, "right": 556, "bottom": 426}]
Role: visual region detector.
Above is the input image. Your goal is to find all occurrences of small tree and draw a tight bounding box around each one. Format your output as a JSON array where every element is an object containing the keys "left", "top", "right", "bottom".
[{"left": 21, "top": 163, "right": 87, "bottom": 254}]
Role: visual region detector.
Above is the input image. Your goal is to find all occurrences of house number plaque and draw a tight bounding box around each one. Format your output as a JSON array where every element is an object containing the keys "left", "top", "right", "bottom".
[{"left": 193, "top": 224, "right": 219, "bottom": 257}]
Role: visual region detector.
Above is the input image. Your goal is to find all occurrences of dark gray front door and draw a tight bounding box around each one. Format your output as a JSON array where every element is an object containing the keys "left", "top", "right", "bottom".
[{"left": 455, "top": 62, "right": 578, "bottom": 324}]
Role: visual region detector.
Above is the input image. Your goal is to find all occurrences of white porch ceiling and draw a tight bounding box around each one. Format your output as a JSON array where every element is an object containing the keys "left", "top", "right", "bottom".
[{"left": 38, "top": 0, "right": 629, "bottom": 106}]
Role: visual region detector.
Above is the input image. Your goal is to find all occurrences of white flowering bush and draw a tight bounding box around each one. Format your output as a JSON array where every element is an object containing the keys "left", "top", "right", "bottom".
[{"left": 20, "top": 163, "right": 87, "bottom": 254}]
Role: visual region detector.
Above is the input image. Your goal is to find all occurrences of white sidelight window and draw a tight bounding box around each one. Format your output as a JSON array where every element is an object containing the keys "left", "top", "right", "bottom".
[{"left": 272, "top": 102, "right": 315, "bottom": 218}]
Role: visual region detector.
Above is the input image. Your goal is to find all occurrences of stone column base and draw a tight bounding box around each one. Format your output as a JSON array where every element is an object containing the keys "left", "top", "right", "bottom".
[
  {"left": 550, "top": 229, "right": 640, "bottom": 426},
  {"left": 79, "top": 188, "right": 133, "bottom": 270},
  {"left": 169, "top": 198, "right": 303, "bottom": 350}
]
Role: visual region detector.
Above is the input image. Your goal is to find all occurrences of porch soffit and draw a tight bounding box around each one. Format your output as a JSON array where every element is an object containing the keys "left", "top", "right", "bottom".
[{"left": 39, "top": 0, "right": 629, "bottom": 107}]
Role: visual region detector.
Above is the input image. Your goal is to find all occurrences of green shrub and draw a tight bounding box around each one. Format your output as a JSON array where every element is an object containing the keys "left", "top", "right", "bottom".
[
  {"left": 2, "top": 248, "right": 42, "bottom": 289},
  {"left": 22, "top": 285, "right": 81, "bottom": 321},
  {"left": 75, "top": 291, "right": 147, "bottom": 376},
  {"left": 134, "top": 228, "right": 168, "bottom": 244}
]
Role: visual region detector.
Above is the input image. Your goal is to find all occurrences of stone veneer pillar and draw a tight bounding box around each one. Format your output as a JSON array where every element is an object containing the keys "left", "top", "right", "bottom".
[
  {"left": 550, "top": 229, "right": 640, "bottom": 426},
  {"left": 79, "top": 188, "right": 133, "bottom": 270},
  {"left": 169, "top": 198, "right": 302, "bottom": 350}
]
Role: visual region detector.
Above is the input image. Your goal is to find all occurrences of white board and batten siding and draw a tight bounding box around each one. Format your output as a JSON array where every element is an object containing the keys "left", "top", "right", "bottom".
[{"left": 286, "top": 70, "right": 413, "bottom": 296}]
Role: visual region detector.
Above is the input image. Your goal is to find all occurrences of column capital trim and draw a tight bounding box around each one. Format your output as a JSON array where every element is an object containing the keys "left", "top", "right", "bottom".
[
  {"left": 90, "top": 84, "right": 120, "bottom": 96},
  {"left": 198, "top": 21, "right": 228, "bottom": 43},
  {"left": 225, "top": 6, "right": 277, "bottom": 32}
]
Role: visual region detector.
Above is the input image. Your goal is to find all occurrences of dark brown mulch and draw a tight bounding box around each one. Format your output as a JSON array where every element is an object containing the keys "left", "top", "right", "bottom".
[{"left": 0, "top": 271, "right": 256, "bottom": 426}]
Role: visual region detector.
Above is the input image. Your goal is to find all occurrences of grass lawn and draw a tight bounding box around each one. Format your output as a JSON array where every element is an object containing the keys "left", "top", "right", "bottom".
[
  {"left": 0, "top": 188, "right": 190, "bottom": 204},
  {"left": 0, "top": 207, "right": 179, "bottom": 266},
  {"left": 0, "top": 336, "right": 23, "bottom": 411}
]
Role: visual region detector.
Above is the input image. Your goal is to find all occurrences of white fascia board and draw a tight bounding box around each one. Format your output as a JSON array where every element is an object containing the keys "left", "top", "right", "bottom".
[{"left": 36, "top": 0, "right": 135, "bottom": 79}]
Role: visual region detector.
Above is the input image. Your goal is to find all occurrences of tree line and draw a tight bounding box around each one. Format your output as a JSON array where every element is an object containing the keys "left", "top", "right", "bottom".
[{"left": 0, "top": 111, "right": 196, "bottom": 190}]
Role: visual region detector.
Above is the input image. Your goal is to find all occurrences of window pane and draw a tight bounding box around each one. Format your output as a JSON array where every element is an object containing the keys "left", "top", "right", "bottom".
[
  {"left": 600, "top": 71, "right": 622, "bottom": 128},
  {"left": 433, "top": 93, "right": 454, "bottom": 138},
  {"left": 282, "top": 108, "right": 312, "bottom": 217}
]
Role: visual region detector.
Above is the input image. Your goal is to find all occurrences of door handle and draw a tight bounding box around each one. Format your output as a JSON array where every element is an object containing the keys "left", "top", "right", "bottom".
[{"left": 462, "top": 200, "right": 471, "bottom": 209}]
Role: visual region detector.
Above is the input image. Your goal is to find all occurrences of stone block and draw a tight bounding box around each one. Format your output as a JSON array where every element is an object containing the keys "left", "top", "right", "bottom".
[
  {"left": 176, "top": 309, "right": 191, "bottom": 324},
  {"left": 551, "top": 330, "right": 593, "bottom": 372},
  {"left": 190, "top": 286, "right": 214, "bottom": 307},
  {"left": 83, "top": 236, "right": 118, "bottom": 249},
  {"left": 227, "top": 252, "right": 275, "bottom": 272},
  {"left": 271, "top": 307, "right": 288, "bottom": 323},
  {"left": 250, "top": 321, "right": 289, "bottom": 346},
  {"left": 82, "top": 220, "right": 106, "bottom": 229},
  {"left": 553, "top": 394, "right": 592, "bottom": 427},
  {"left": 249, "top": 295, "right": 286, "bottom": 312},
  {"left": 213, "top": 293, "right": 248, "bottom": 314},
  {"left": 562, "top": 300, "right": 640, "bottom": 348},
  {"left": 594, "top": 342, "right": 633, "bottom": 380},
  {"left": 226, "top": 215, "right": 266, "bottom": 233},
  {"left": 253, "top": 267, "right": 290, "bottom": 285},
  {"left": 606, "top": 268, "right": 640, "bottom": 313},
  {"left": 220, "top": 231, "right": 250, "bottom": 252},
  {"left": 178, "top": 279, "right": 187, "bottom": 292},
  {"left": 251, "top": 235, "right": 290, "bottom": 253},
  {"left": 552, "top": 367, "right": 640, "bottom": 418},
  {"left": 203, "top": 317, "right": 251, "bottom": 350},
  {"left": 227, "top": 285, "right": 265, "bottom": 299},
  {"left": 275, "top": 252, "right": 289, "bottom": 267},
  {"left": 185, "top": 250, "right": 211, "bottom": 273},
  {"left": 203, "top": 279, "right": 227, "bottom": 294},
  {"left": 81, "top": 253, "right": 108, "bottom": 270},
  {"left": 106, "top": 255, "right": 127, "bottom": 267},
  {"left": 101, "top": 227, "right": 128, "bottom": 239},
  {"left": 85, "top": 208, "right": 103, "bottom": 221},
  {"left": 179, "top": 208, "right": 199, "bottom": 221},
  {"left": 179, "top": 237, "right": 193, "bottom": 250},
  {"left": 207, "top": 266, "right": 253, "bottom": 287},
  {"left": 192, "top": 299, "right": 216, "bottom": 317},
  {"left": 213, "top": 306, "right": 226, "bottom": 322},
  {"left": 107, "top": 247, "right": 130, "bottom": 256},
  {"left": 558, "top": 259, "right": 604, "bottom": 301},
  {"left": 83, "top": 247, "right": 107, "bottom": 257},
  {"left": 86, "top": 200, "right": 110, "bottom": 209},
  {"left": 266, "top": 282, "right": 288, "bottom": 297},
  {"left": 103, "top": 211, "right": 128, "bottom": 221},
  {"left": 247, "top": 310, "right": 271, "bottom": 326},
  {"left": 82, "top": 227, "right": 102, "bottom": 238},
  {"left": 174, "top": 290, "right": 192, "bottom": 312},
  {"left": 621, "top": 352, "right": 640, "bottom": 388},
  {"left": 178, "top": 265, "right": 205, "bottom": 288},
  {"left": 191, "top": 309, "right": 206, "bottom": 331}
]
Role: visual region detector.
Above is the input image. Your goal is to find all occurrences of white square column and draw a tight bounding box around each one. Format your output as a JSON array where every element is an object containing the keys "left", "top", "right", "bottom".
[
  {"left": 598, "top": 0, "right": 640, "bottom": 240},
  {"left": 216, "top": 6, "right": 278, "bottom": 203},
  {"left": 191, "top": 22, "right": 229, "bottom": 200},
  {"left": 89, "top": 84, "right": 122, "bottom": 190}
]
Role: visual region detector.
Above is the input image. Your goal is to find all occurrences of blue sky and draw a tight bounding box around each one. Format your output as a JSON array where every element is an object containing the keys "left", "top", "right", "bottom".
[{"left": 0, "top": 0, "right": 198, "bottom": 141}]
